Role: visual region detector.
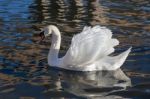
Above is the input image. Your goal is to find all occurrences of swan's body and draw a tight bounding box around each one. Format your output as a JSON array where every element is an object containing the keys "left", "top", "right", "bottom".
[{"left": 41, "top": 25, "right": 131, "bottom": 71}]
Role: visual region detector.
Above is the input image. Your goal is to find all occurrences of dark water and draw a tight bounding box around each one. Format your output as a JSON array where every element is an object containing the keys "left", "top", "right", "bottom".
[{"left": 0, "top": 0, "right": 150, "bottom": 99}]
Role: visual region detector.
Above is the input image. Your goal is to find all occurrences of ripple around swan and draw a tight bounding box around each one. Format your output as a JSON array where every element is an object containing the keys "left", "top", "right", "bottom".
[{"left": 0, "top": 0, "right": 150, "bottom": 98}]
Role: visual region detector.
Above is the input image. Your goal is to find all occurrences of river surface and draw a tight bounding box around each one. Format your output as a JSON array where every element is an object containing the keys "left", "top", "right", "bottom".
[{"left": 0, "top": 0, "right": 150, "bottom": 99}]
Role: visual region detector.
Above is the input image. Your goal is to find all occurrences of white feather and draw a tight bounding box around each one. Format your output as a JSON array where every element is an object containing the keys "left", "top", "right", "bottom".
[
  {"left": 43, "top": 25, "right": 131, "bottom": 71},
  {"left": 63, "top": 25, "right": 119, "bottom": 66}
]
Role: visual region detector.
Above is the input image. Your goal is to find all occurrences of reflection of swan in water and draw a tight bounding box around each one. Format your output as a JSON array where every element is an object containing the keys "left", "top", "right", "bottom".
[
  {"left": 50, "top": 68, "right": 131, "bottom": 98},
  {"left": 39, "top": 25, "right": 131, "bottom": 71}
]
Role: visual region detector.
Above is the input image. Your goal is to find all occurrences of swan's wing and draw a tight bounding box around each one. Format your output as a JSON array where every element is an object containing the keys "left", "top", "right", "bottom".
[
  {"left": 62, "top": 25, "right": 119, "bottom": 66},
  {"left": 99, "top": 47, "right": 132, "bottom": 70}
]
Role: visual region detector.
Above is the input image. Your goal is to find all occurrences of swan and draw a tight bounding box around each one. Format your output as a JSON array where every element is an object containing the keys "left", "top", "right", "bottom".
[{"left": 38, "top": 25, "right": 131, "bottom": 71}]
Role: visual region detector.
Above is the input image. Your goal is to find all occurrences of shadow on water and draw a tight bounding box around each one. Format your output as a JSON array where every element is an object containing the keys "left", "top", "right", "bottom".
[
  {"left": 0, "top": 68, "right": 129, "bottom": 98},
  {"left": 0, "top": 0, "right": 150, "bottom": 98},
  {"left": 0, "top": 67, "right": 149, "bottom": 99}
]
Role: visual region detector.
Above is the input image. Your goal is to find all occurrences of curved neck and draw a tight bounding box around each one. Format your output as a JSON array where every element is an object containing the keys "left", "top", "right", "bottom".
[{"left": 48, "top": 26, "right": 61, "bottom": 66}]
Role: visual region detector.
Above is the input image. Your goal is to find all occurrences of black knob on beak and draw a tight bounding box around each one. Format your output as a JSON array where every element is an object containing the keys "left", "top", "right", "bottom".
[{"left": 39, "top": 31, "right": 45, "bottom": 41}]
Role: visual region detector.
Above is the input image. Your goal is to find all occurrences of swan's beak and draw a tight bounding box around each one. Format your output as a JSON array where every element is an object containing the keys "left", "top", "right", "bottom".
[
  {"left": 33, "top": 30, "right": 45, "bottom": 43},
  {"left": 39, "top": 31, "right": 45, "bottom": 41}
]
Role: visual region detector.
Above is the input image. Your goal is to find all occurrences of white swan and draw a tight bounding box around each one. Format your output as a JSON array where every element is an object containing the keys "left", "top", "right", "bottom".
[{"left": 39, "top": 25, "right": 131, "bottom": 71}]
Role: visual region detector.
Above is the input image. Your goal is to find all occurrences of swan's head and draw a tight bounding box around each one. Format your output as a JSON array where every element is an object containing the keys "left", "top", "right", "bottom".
[{"left": 39, "top": 25, "right": 53, "bottom": 41}]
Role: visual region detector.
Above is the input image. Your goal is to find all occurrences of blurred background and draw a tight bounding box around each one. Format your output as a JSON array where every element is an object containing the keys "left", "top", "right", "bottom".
[{"left": 0, "top": 0, "right": 150, "bottom": 99}]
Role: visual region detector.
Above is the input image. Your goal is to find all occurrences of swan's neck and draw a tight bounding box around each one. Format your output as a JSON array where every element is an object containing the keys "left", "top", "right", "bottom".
[{"left": 48, "top": 27, "right": 61, "bottom": 66}]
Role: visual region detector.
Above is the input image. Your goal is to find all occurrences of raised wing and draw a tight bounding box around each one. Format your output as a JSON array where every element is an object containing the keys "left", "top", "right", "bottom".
[{"left": 62, "top": 25, "right": 119, "bottom": 66}]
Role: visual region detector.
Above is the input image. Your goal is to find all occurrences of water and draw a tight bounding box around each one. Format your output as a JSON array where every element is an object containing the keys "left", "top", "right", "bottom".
[{"left": 0, "top": 0, "right": 150, "bottom": 98}]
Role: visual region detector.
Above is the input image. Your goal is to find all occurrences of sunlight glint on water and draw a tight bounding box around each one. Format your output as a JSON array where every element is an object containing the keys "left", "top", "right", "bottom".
[{"left": 0, "top": 0, "right": 150, "bottom": 99}]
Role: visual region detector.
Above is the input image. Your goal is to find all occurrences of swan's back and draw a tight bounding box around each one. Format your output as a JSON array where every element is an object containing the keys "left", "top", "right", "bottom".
[{"left": 62, "top": 25, "right": 119, "bottom": 66}]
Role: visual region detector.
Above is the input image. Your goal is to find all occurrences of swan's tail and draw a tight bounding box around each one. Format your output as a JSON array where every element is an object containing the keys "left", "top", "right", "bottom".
[
  {"left": 113, "top": 47, "right": 132, "bottom": 69},
  {"left": 101, "top": 47, "right": 132, "bottom": 70}
]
